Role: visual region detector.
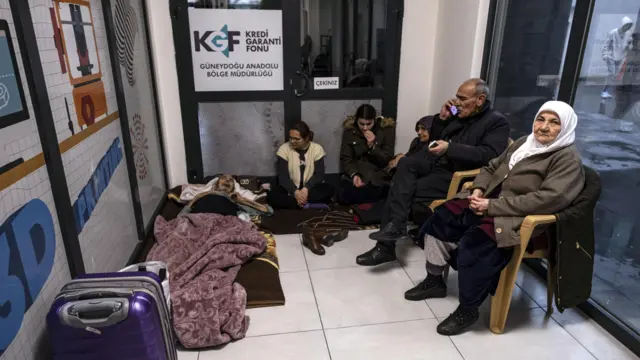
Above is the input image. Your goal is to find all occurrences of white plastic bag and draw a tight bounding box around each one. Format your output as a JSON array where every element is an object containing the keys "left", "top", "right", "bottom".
[{"left": 119, "top": 261, "right": 171, "bottom": 311}]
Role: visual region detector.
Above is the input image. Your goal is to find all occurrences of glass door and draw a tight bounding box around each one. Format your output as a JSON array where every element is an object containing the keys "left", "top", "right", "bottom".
[
  {"left": 171, "top": 0, "right": 403, "bottom": 181},
  {"left": 172, "top": 0, "right": 295, "bottom": 181},
  {"left": 294, "top": 0, "right": 401, "bottom": 174}
]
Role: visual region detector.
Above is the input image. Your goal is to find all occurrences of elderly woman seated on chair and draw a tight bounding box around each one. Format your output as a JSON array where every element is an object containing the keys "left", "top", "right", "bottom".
[{"left": 403, "top": 101, "right": 585, "bottom": 336}]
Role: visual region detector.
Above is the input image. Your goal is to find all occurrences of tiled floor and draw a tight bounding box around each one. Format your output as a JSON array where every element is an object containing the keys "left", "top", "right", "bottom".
[{"left": 179, "top": 230, "right": 640, "bottom": 360}]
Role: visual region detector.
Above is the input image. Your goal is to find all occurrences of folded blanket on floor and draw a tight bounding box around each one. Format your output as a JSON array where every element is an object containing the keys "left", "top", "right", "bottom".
[{"left": 147, "top": 214, "right": 266, "bottom": 348}]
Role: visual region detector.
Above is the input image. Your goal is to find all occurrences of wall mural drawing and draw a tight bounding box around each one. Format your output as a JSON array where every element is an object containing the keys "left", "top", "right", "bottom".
[
  {"left": 0, "top": 199, "right": 56, "bottom": 356},
  {"left": 51, "top": 0, "right": 108, "bottom": 130},
  {"left": 130, "top": 113, "right": 149, "bottom": 180},
  {"left": 114, "top": 0, "right": 138, "bottom": 86}
]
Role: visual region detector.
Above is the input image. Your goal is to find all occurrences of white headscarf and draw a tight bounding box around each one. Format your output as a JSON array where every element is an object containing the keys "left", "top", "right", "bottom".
[{"left": 508, "top": 100, "right": 578, "bottom": 170}]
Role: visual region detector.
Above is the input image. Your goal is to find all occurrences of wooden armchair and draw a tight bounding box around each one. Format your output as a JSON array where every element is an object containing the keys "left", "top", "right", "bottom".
[
  {"left": 429, "top": 139, "right": 514, "bottom": 211},
  {"left": 428, "top": 169, "right": 481, "bottom": 210},
  {"left": 455, "top": 180, "right": 555, "bottom": 334},
  {"left": 490, "top": 214, "right": 556, "bottom": 334}
]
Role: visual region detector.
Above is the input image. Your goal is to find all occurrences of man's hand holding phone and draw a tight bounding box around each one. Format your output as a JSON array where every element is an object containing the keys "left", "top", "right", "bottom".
[
  {"left": 439, "top": 99, "right": 458, "bottom": 120},
  {"left": 428, "top": 140, "right": 449, "bottom": 155}
]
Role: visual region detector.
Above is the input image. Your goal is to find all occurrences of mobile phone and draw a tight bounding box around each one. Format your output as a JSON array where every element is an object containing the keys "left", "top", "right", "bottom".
[
  {"left": 449, "top": 105, "right": 458, "bottom": 116},
  {"left": 429, "top": 141, "right": 438, "bottom": 149}
]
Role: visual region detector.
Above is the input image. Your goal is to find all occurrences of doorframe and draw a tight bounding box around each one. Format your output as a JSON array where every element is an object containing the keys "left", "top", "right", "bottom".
[{"left": 170, "top": 0, "right": 404, "bottom": 183}]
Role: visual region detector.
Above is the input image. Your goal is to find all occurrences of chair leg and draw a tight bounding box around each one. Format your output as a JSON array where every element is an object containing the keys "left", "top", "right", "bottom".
[
  {"left": 443, "top": 265, "right": 450, "bottom": 282},
  {"left": 490, "top": 246, "right": 526, "bottom": 334},
  {"left": 546, "top": 260, "right": 555, "bottom": 315}
]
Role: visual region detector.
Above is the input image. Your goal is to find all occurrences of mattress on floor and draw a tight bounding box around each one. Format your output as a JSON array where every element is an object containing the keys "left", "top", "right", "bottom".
[{"left": 139, "top": 187, "right": 285, "bottom": 308}]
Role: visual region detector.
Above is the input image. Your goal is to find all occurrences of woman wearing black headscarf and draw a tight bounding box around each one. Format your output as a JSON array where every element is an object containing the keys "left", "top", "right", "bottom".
[{"left": 387, "top": 115, "right": 434, "bottom": 171}]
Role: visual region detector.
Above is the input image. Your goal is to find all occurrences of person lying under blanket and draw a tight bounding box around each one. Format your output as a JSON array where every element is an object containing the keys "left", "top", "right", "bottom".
[
  {"left": 180, "top": 174, "right": 273, "bottom": 217},
  {"left": 179, "top": 174, "right": 267, "bottom": 204}
]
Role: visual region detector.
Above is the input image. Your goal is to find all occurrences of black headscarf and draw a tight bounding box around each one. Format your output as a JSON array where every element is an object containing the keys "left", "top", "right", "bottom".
[{"left": 415, "top": 115, "right": 434, "bottom": 132}]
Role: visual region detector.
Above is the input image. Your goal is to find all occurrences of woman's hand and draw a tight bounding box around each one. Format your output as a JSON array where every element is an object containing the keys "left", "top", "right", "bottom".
[
  {"left": 388, "top": 154, "right": 404, "bottom": 169},
  {"left": 364, "top": 131, "right": 376, "bottom": 148},
  {"left": 470, "top": 189, "right": 484, "bottom": 199},
  {"left": 469, "top": 197, "right": 490, "bottom": 214},
  {"left": 352, "top": 175, "right": 365, "bottom": 188},
  {"left": 294, "top": 189, "right": 308, "bottom": 206}
]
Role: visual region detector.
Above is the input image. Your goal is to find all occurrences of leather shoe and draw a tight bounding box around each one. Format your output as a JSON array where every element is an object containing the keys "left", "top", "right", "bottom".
[
  {"left": 318, "top": 229, "right": 349, "bottom": 247},
  {"left": 437, "top": 305, "right": 479, "bottom": 336},
  {"left": 302, "top": 228, "right": 325, "bottom": 256},
  {"left": 356, "top": 245, "right": 396, "bottom": 266},
  {"left": 404, "top": 274, "right": 447, "bottom": 301},
  {"left": 369, "top": 223, "right": 407, "bottom": 242}
]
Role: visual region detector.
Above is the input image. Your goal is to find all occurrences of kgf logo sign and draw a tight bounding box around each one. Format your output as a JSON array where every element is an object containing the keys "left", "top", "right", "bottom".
[{"left": 194, "top": 25, "right": 240, "bottom": 58}]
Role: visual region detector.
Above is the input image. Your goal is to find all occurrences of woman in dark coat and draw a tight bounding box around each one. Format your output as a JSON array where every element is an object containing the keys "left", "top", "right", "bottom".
[
  {"left": 404, "top": 101, "right": 584, "bottom": 336},
  {"left": 268, "top": 122, "right": 334, "bottom": 209},
  {"left": 338, "top": 104, "right": 396, "bottom": 205},
  {"left": 387, "top": 115, "right": 434, "bottom": 171}
]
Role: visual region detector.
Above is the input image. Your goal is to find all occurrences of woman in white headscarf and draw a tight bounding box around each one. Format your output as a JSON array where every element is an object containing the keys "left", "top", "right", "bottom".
[{"left": 404, "top": 100, "right": 585, "bottom": 336}]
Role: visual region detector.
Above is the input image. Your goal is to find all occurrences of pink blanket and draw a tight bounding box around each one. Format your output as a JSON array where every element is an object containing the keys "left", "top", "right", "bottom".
[{"left": 147, "top": 214, "right": 266, "bottom": 348}]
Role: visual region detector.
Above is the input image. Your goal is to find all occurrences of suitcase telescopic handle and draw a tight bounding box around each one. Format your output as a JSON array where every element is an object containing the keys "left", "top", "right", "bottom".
[
  {"left": 60, "top": 298, "right": 130, "bottom": 328},
  {"left": 62, "top": 289, "right": 133, "bottom": 301}
]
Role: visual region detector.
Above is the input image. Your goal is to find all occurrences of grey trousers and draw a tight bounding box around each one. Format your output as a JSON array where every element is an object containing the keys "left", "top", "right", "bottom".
[{"left": 424, "top": 234, "right": 457, "bottom": 276}]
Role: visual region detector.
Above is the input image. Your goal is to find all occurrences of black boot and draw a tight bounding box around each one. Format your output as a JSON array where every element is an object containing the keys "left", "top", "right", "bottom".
[
  {"left": 368, "top": 223, "right": 407, "bottom": 242},
  {"left": 404, "top": 273, "right": 447, "bottom": 301},
  {"left": 356, "top": 245, "right": 396, "bottom": 266},
  {"left": 437, "top": 305, "right": 480, "bottom": 336}
]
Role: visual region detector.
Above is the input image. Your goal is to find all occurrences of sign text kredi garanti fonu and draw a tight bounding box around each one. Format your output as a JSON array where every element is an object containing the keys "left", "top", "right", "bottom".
[{"left": 198, "top": 29, "right": 281, "bottom": 79}]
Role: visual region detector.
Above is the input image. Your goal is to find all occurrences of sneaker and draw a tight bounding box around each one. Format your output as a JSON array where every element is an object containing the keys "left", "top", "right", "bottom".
[
  {"left": 601, "top": 91, "right": 612, "bottom": 99},
  {"left": 404, "top": 274, "right": 447, "bottom": 301},
  {"left": 437, "top": 305, "right": 480, "bottom": 336},
  {"left": 368, "top": 223, "right": 407, "bottom": 242}
]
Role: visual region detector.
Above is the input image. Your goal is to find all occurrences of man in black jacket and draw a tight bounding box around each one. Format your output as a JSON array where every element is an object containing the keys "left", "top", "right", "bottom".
[{"left": 357, "top": 78, "right": 510, "bottom": 266}]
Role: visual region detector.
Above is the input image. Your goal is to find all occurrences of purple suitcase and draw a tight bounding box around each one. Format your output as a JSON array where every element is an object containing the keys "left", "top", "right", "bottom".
[{"left": 47, "top": 271, "right": 177, "bottom": 360}]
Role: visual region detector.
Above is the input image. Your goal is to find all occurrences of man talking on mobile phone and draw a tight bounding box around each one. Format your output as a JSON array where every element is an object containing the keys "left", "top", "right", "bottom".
[{"left": 357, "top": 78, "right": 511, "bottom": 266}]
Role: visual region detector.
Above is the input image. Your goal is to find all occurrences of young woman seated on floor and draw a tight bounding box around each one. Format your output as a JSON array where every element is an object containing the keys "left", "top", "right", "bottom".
[
  {"left": 267, "top": 121, "right": 334, "bottom": 209},
  {"left": 404, "top": 100, "right": 584, "bottom": 336},
  {"left": 338, "top": 104, "right": 396, "bottom": 205}
]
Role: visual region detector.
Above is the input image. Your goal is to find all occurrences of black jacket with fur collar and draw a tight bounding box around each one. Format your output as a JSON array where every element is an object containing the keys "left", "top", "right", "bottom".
[{"left": 339, "top": 115, "right": 396, "bottom": 186}]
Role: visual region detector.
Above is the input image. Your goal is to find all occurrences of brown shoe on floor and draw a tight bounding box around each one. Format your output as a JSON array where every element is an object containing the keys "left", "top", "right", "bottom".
[
  {"left": 318, "top": 230, "right": 349, "bottom": 247},
  {"left": 302, "top": 228, "right": 326, "bottom": 255}
]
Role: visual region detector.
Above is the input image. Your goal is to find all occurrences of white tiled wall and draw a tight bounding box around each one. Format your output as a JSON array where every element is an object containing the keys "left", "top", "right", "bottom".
[
  {"left": 0, "top": 3, "right": 70, "bottom": 360},
  {"left": 29, "top": 0, "right": 119, "bottom": 143},
  {"left": 0, "top": 1, "right": 141, "bottom": 358},
  {"left": 61, "top": 120, "right": 137, "bottom": 273},
  {"left": 0, "top": 170, "right": 71, "bottom": 360},
  {"left": 28, "top": 0, "right": 138, "bottom": 273}
]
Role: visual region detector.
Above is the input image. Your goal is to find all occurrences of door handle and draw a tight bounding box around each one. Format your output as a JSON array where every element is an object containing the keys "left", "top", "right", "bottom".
[{"left": 294, "top": 71, "right": 310, "bottom": 97}]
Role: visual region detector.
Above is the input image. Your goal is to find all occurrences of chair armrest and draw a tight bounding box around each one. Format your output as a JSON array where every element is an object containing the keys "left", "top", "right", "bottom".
[
  {"left": 519, "top": 215, "right": 557, "bottom": 248},
  {"left": 462, "top": 181, "right": 474, "bottom": 191},
  {"left": 447, "top": 169, "right": 481, "bottom": 199},
  {"left": 429, "top": 199, "right": 446, "bottom": 210}
]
